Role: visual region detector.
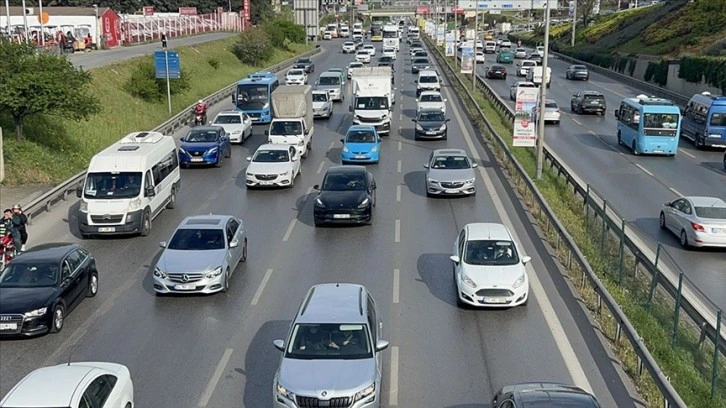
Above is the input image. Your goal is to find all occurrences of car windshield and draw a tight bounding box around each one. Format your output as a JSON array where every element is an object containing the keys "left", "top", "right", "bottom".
[
  {"left": 185, "top": 129, "right": 219, "bottom": 142},
  {"left": 413, "top": 58, "right": 429, "bottom": 65},
  {"left": 322, "top": 172, "right": 367, "bottom": 191},
  {"left": 83, "top": 172, "right": 142, "bottom": 199},
  {"left": 420, "top": 94, "right": 443, "bottom": 102},
  {"left": 522, "top": 61, "right": 535, "bottom": 66},
  {"left": 419, "top": 111, "right": 445, "bottom": 121},
  {"left": 270, "top": 120, "right": 302, "bottom": 135},
  {"left": 694, "top": 206, "right": 726, "bottom": 219},
  {"left": 431, "top": 155, "right": 470, "bottom": 169},
  {"left": 356, "top": 96, "right": 389, "bottom": 110},
  {"left": 346, "top": 130, "right": 377, "bottom": 143},
  {"left": 711, "top": 113, "right": 726, "bottom": 126},
  {"left": 420, "top": 76, "right": 437, "bottom": 83},
  {"left": 214, "top": 115, "right": 242, "bottom": 124},
  {"left": 572, "top": 65, "right": 587, "bottom": 70},
  {"left": 319, "top": 76, "right": 340, "bottom": 85},
  {"left": 236, "top": 84, "right": 269, "bottom": 109},
  {"left": 288, "top": 70, "right": 304, "bottom": 76},
  {"left": 380, "top": 57, "right": 392, "bottom": 62},
  {"left": 516, "top": 48, "right": 525, "bottom": 52},
  {"left": 312, "top": 93, "right": 329, "bottom": 102},
  {"left": 285, "top": 323, "right": 373, "bottom": 360},
  {"left": 518, "top": 83, "right": 536, "bottom": 88},
  {"left": 168, "top": 228, "right": 225, "bottom": 250},
  {"left": 254, "top": 149, "right": 290, "bottom": 162},
  {"left": 464, "top": 240, "right": 520, "bottom": 266},
  {"left": 349, "top": 63, "right": 363, "bottom": 68},
  {"left": 0, "top": 262, "right": 59, "bottom": 288},
  {"left": 491, "top": 66, "right": 505, "bottom": 70},
  {"left": 344, "top": 42, "right": 354, "bottom": 46}
]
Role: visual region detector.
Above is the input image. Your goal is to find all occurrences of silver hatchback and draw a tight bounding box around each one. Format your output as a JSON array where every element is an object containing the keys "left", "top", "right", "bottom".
[{"left": 424, "top": 149, "right": 478, "bottom": 197}]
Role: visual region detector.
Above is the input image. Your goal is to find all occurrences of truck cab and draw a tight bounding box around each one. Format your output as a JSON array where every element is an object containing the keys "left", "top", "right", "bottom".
[{"left": 266, "top": 85, "right": 314, "bottom": 159}]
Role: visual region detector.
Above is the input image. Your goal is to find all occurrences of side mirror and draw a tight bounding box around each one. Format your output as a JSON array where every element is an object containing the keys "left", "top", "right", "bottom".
[
  {"left": 375, "top": 340, "right": 390, "bottom": 352},
  {"left": 313, "top": 184, "right": 320, "bottom": 190},
  {"left": 273, "top": 339, "right": 285, "bottom": 352},
  {"left": 229, "top": 239, "right": 239, "bottom": 248},
  {"left": 445, "top": 118, "right": 451, "bottom": 122},
  {"left": 472, "top": 163, "right": 478, "bottom": 168},
  {"left": 573, "top": 94, "right": 577, "bottom": 97},
  {"left": 340, "top": 138, "right": 345, "bottom": 143},
  {"left": 423, "top": 164, "right": 429, "bottom": 168},
  {"left": 415, "top": 98, "right": 419, "bottom": 102},
  {"left": 664, "top": 201, "right": 672, "bottom": 207},
  {"left": 145, "top": 187, "right": 156, "bottom": 197},
  {"left": 444, "top": 98, "right": 448, "bottom": 102},
  {"left": 449, "top": 255, "right": 461, "bottom": 264},
  {"left": 264, "top": 130, "right": 269, "bottom": 136},
  {"left": 246, "top": 157, "right": 252, "bottom": 161},
  {"left": 614, "top": 110, "right": 619, "bottom": 119},
  {"left": 179, "top": 137, "right": 185, "bottom": 142},
  {"left": 231, "top": 95, "right": 235, "bottom": 103},
  {"left": 76, "top": 187, "right": 82, "bottom": 198},
  {"left": 414, "top": 79, "right": 418, "bottom": 82},
  {"left": 412, "top": 119, "right": 417, "bottom": 123},
  {"left": 159, "top": 241, "right": 167, "bottom": 248},
  {"left": 522, "top": 256, "right": 532, "bottom": 264},
  {"left": 221, "top": 136, "right": 228, "bottom": 141}
]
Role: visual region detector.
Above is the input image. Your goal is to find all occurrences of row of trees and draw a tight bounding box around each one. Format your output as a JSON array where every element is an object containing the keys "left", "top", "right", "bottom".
[{"left": 233, "top": 17, "right": 305, "bottom": 66}]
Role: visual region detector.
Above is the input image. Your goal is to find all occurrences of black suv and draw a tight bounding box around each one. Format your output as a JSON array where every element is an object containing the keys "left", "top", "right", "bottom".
[
  {"left": 313, "top": 166, "right": 377, "bottom": 226},
  {"left": 293, "top": 57, "right": 315, "bottom": 73},
  {"left": 571, "top": 91, "right": 607, "bottom": 115}
]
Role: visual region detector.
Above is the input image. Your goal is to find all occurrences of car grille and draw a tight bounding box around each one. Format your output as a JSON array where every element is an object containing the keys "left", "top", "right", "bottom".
[
  {"left": 296, "top": 396, "right": 352, "bottom": 408},
  {"left": 190, "top": 151, "right": 205, "bottom": 157},
  {"left": 440, "top": 182, "right": 464, "bottom": 188},
  {"left": 358, "top": 117, "right": 382, "bottom": 123},
  {"left": 255, "top": 174, "right": 278, "bottom": 181},
  {"left": 0, "top": 314, "right": 24, "bottom": 334},
  {"left": 167, "top": 273, "right": 205, "bottom": 283},
  {"left": 90, "top": 214, "right": 124, "bottom": 224},
  {"left": 476, "top": 288, "right": 514, "bottom": 297},
  {"left": 248, "top": 112, "right": 261, "bottom": 119}
]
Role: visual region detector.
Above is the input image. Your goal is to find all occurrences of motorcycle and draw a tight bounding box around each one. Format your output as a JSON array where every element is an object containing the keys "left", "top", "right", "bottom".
[
  {"left": 193, "top": 111, "right": 207, "bottom": 126},
  {"left": 0, "top": 235, "right": 15, "bottom": 272}
]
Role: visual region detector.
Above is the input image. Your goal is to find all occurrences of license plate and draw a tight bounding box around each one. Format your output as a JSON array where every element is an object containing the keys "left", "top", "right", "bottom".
[
  {"left": 98, "top": 227, "right": 116, "bottom": 233},
  {"left": 484, "top": 297, "right": 508, "bottom": 304},
  {"left": 445, "top": 189, "right": 458, "bottom": 194},
  {"left": 259, "top": 181, "right": 272, "bottom": 185},
  {"left": 712, "top": 228, "right": 726, "bottom": 234},
  {"left": 653, "top": 150, "right": 664, "bottom": 153},
  {"left": 174, "top": 284, "right": 196, "bottom": 290},
  {"left": 427, "top": 131, "right": 438, "bottom": 135},
  {"left": 190, "top": 157, "right": 203, "bottom": 162},
  {"left": 0, "top": 323, "right": 17, "bottom": 330},
  {"left": 355, "top": 155, "right": 367, "bottom": 159},
  {"left": 333, "top": 214, "right": 351, "bottom": 219}
]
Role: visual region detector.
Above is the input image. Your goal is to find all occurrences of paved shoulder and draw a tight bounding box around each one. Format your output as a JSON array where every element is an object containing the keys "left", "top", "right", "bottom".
[{"left": 69, "top": 32, "right": 238, "bottom": 69}]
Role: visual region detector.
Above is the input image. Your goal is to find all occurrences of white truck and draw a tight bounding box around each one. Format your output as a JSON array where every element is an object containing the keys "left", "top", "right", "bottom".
[
  {"left": 266, "top": 85, "right": 314, "bottom": 159},
  {"left": 526, "top": 66, "right": 552, "bottom": 88},
  {"left": 349, "top": 67, "right": 395, "bottom": 135}
]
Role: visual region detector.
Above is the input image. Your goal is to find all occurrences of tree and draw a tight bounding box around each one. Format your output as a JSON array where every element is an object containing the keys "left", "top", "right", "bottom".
[
  {"left": 233, "top": 27, "right": 274, "bottom": 66},
  {"left": 576, "top": 0, "right": 600, "bottom": 28},
  {"left": 0, "top": 41, "right": 101, "bottom": 141},
  {"left": 250, "top": 0, "right": 275, "bottom": 25}
]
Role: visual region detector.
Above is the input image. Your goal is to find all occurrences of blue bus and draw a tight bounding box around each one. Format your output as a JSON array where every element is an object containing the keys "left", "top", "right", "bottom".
[
  {"left": 232, "top": 72, "right": 280, "bottom": 124},
  {"left": 614, "top": 95, "right": 682, "bottom": 156},
  {"left": 681, "top": 92, "right": 726, "bottom": 149}
]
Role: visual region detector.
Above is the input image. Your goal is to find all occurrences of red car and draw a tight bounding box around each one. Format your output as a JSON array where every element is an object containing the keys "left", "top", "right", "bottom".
[{"left": 485, "top": 64, "right": 507, "bottom": 80}]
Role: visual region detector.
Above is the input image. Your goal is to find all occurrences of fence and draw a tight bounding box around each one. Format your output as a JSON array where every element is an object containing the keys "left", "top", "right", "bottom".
[
  {"left": 19, "top": 46, "right": 321, "bottom": 225},
  {"left": 121, "top": 12, "right": 242, "bottom": 45},
  {"left": 422, "top": 35, "right": 723, "bottom": 407}
]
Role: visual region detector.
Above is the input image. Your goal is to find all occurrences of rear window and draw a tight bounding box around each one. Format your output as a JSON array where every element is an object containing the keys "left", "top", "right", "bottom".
[
  {"left": 584, "top": 94, "right": 605, "bottom": 101},
  {"left": 545, "top": 102, "right": 558, "bottom": 108},
  {"left": 695, "top": 206, "right": 726, "bottom": 219}
]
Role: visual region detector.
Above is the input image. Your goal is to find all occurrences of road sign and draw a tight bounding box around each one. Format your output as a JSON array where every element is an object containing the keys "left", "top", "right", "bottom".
[
  {"left": 154, "top": 50, "right": 181, "bottom": 79},
  {"left": 179, "top": 6, "right": 198, "bottom": 15},
  {"left": 37, "top": 12, "right": 49, "bottom": 24},
  {"left": 143, "top": 6, "right": 154, "bottom": 16}
]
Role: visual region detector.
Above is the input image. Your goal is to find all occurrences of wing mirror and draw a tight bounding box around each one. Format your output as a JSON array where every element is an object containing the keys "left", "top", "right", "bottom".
[
  {"left": 313, "top": 184, "right": 320, "bottom": 190},
  {"left": 340, "top": 138, "right": 345, "bottom": 143},
  {"left": 264, "top": 130, "right": 269, "bottom": 136},
  {"left": 273, "top": 339, "right": 285, "bottom": 351},
  {"left": 412, "top": 119, "right": 417, "bottom": 123},
  {"left": 349, "top": 105, "right": 353, "bottom": 112},
  {"left": 145, "top": 187, "right": 156, "bottom": 197},
  {"left": 375, "top": 340, "right": 390, "bottom": 352},
  {"left": 246, "top": 156, "right": 252, "bottom": 161},
  {"left": 159, "top": 241, "right": 167, "bottom": 248},
  {"left": 445, "top": 118, "right": 451, "bottom": 122},
  {"left": 522, "top": 256, "right": 532, "bottom": 264},
  {"left": 444, "top": 98, "right": 448, "bottom": 102},
  {"left": 614, "top": 110, "right": 619, "bottom": 119},
  {"left": 229, "top": 239, "right": 239, "bottom": 248},
  {"left": 76, "top": 187, "right": 82, "bottom": 198},
  {"left": 472, "top": 163, "right": 478, "bottom": 168},
  {"left": 449, "top": 255, "right": 461, "bottom": 264},
  {"left": 423, "top": 163, "right": 429, "bottom": 168},
  {"left": 179, "top": 137, "right": 185, "bottom": 142}
]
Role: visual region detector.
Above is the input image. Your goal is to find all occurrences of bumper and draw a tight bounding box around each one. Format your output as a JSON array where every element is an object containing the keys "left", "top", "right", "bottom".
[
  {"left": 313, "top": 107, "right": 333, "bottom": 118},
  {"left": 456, "top": 277, "right": 529, "bottom": 307},
  {"left": 153, "top": 275, "right": 225, "bottom": 294},
  {"left": 273, "top": 394, "right": 379, "bottom": 408},
  {"left": 426, "top": 181, "right": 475, "bottom": 196},
  {"left": 570, "top": 74, "right": 589, "bottom": 80},
  {"left": 703, "top": 136, "right": 726, "bottom": 148},
  {"left": 248, "top": 112, "right": 273, "bottom": 124},
  {"left": 78, "top": 209, "right": 144, "bottom": 235},
  {"left": 342, "top": 151, "right": 380, "bottom": 163},
  {"left": 353, "top": 119, "right": 391, "bottom": 134},
  {"left": 579, "top": 106, "right": 606, "bottom": 113},
  {"left": 246, "top": 174, "right": 294, "bottom": 187},
  {"left": 286, "top": 80, "right": 305, "bottom": 85},
  {"left": 228, "top": 132, "right": 244, "bottom": 143},
  {"left": 416, "top": 87, "right": 440, "bottom": 95},
  {"left": 0, "top": 315, "right": 51, "bottom": 337},
  {"left": 343, "top": 48, "right": 357, "bottom": 53},
  {"left": 180, "top": 150, "right": 220, "bottom": 165},
  {"left": 415, "top": 129, "right": 447, "bottom": 139},
  {"left": 314, "top": 207, "right": 372, "bottom": 225},
  {"left": 487, "top": 73, "right": 506, "bottom": 79},
  {"left": 687, "top": 231, "right": 726, "bottom": 248}
]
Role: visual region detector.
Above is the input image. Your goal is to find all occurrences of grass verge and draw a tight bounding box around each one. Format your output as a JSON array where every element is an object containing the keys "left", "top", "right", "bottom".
[
  {"left": 436, "top": 47, "right": 726, "bottom": 407},
  {"left": 0, "top": 38, "right": 312, "bottom": 186}
]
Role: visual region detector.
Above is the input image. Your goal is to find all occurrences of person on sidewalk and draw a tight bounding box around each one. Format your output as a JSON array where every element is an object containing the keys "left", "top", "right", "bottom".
[
  {"left": 161, "top": 32, "right": 168, "bottom": 49},
  {"left": 12, "top": 205, "right": 28, "bottom": 251},
  {"left": 1, "top": 209, "right": 22, "bottom": 255}
]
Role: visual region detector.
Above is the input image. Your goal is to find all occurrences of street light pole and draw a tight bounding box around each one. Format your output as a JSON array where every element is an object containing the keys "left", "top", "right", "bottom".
[
  {"left": 472, "top": 3, "right": 478, "bottom": 92},
  {"left": 571, "top": 0, "right": 576, "bottom": 47},
  {"left": 535, "top": 0, "right": 551, "bottom": 180},
  {"left": 21, "top": 0, "right": 29, "bottom": 43}
]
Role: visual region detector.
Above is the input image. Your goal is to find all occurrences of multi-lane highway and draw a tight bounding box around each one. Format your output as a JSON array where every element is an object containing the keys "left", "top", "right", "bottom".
[
  {"left": 476, "top": 53, "right": 726, "bottom": 311},
  {"left": 1, "top": 38, "right": 641, "bottom": 407}
]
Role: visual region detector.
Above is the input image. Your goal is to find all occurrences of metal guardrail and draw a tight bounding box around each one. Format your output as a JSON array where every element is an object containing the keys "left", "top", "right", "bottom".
[
  {"left": 423, "top": 35, "right": 689, "bottom": 407},
  {"left": 20, "top": 46, "right": 322, "bottom": 225}
]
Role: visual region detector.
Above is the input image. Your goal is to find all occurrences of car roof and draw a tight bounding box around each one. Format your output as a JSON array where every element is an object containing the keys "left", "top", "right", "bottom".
[
  {"left": 216, "top": 110, "right": 244, "bottom": 116},
  {"left": 13, "top": 243, "right": 78, "bottom": 263},
  {"left": 684, "top": 196, "right": 726, "bottom": 207},
  {"left": 418, "top": 70, "right": 438, "bottom": 76},
  {"left": 418, "top": 108, "right": 445, "bottom": 115},
  {"left": 177, "top": 214, "right": 231, "bottom": 229},
  {"left": 419, "top": 90, "right": 442, "bottom": 96},
  {"left": 256, "top": 143, "right": 292, "bottom": 151},
  {"left": 516, "top": 81, "right": 536, "bottom": 86},
  {"left": 325, "top": 165, "right": 367, "bottom": 176},
  {"left": 433, "top": 148, "right": 467, "bottom": 157},
  {"left": 347, "top": 125, "right": 377, "bottom": 133},
  {"left": 465, "top": 223, "right": 512, "bottom": 241},
  {"left": 296, "top": 283, "right": 367, "bottom": 324},
  {"left": 188, "top": 126, "right": 222, "bottom": 132},
  {"left": 312, "top": 89, "right": 329, "bottom": 94}
]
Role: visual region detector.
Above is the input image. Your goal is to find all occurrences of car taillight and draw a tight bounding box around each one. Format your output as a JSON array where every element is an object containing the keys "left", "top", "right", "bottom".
[
  {"left": 691, "top": 222, "right": 705, "bottom": 232},
  {"left": 502, "top": 70, "right": 506, "bottom": 74},
  {"left": 556, "top": 109, "right": 560, "bottom": 113}
]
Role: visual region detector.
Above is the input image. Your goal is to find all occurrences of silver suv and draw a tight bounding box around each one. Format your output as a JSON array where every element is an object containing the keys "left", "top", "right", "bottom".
[{"left": 273, "top": 283, "right": 389, "bottom": 408}]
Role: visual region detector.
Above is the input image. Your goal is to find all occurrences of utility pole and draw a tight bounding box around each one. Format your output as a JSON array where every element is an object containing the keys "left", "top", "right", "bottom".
[
  {"left": 535, "top": 0, "right": 551, "bottom": 180},
  {"left": 472, "top": 2, "right": 478, "bottom": 92},
  {"left": 571, "top": 0, "right": 576, "bottom": 46},
  {"left": 21, "top": 0, "right": 29, "bottom": 43}
]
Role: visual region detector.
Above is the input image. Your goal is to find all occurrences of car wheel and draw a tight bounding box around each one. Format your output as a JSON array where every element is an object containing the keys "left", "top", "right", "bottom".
[
  {"left": 695, "top": 133, "right": 705, "bottom": 149},
  {"left": 50, "top": 304, "right": 65, "bottom": 333},
  {"left": 80, "top": 233, "right": 91, "bottom": 239},
  {"left": 140, "top": 211, "right": 151, "bottom": 236},
  {"left": 617, "top": 131, "right": 623, "bottom": 146},
  {"left": 289, "top": 173, "right": 295, "bottom": 188},
  {"left": 222, "top": 269, "right": 230, "bottom": 293},
  {"left": 679, "top": 230, "right": 690, "bottom": 248},
  {"left": 87, "top": 272, "right": 99, "bottom": 297},
  {"left": 241, "top": 239, "right": 248, "bottom": 262},
  {"left": 166, "top": 189, "right": 177, "bottom": 209},
  {"left": 659, "top": 212, "right": 666, "bottom": 230},
  {"left": 632, "top": 141, "right": 639, "bottom": 155},
  {"left": 577, "top": 105, "right": 583, "bottom": 114},
  {"left": 225, "top": 147, "right": 232, "bottom": 158},
  {"left": 216, "top": 154, "right": 223, "bottom": 167}
]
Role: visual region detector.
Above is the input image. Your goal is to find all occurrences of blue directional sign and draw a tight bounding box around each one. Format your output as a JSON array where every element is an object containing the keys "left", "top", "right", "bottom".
[{"left": 154, "top": 50, "right": 181, "bottom": 79}]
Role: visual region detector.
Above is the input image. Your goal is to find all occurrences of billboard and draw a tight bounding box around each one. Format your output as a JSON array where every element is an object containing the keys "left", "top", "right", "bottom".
[
  {"left": 513, "top": 87, "right": 539, "bottom": 147},
  {"left": 416, "top": 6, "right": 429, "bottom": 14},
  {"left": 143, "top": 6, "right": 154, "bottom": 16},
  {"left": 293, "top": 0, "right": 319, "bottom": 39},
  {"left": 460, "top": 46, "right": 473, "bottom": 74},
  {"left": 178, "top": 7, "right": 198, "bottom": 15},
  {"left": 445, "top": 32, "right": 455, "bottom": 56}
]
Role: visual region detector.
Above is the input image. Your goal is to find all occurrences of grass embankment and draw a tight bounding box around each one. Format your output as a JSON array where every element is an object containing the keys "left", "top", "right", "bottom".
[
  {"left": 435, "top": 46, "right": 726, "bottom": 407},
  {"left": 1, "top": 38, "right": 311, "bottom": 186}
]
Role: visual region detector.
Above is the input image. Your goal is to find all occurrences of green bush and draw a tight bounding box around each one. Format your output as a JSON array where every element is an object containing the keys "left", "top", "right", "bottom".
[
  {"left": 678, "top": 56, "right": 726, "bottom": 93},
  {"left": 644, "top": 59, "right": 669, "bottom": 86},
  {"left": 207, "top": 57, "right": 220, "bottom": 69},
  {"left": 233, "top": 27, "right": 274, "bottom": 66},
  {"left": 262, "top": 19, "right": 305, "bottom": 50},
  {"left": 123, "top": 58, "right": 191, "bottom": 102}
]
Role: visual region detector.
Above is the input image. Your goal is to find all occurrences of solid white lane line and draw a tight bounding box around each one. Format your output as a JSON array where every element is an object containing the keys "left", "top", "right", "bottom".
[
  {"left": 679, "top": 149, "right": 696, "bottom": 158},
  {"left": 441, "top": 83, "right": 595, "bottom": 394},
  {"left": 198, "top": 348, "right": 234, "bottom": 407},
  {"left": 399, "top": 112, "right": 403, "bottom": 121},
  {"left": 572, "top": 118, "right": 583, "bottom": 126},
  {"left": 396, "top": 185, "right": 402, "bottom": 202},
  {"left": 251, "top": 269, "right": 274, "bottom": 306},
  {"left": 398, "top": 141, "right": 402, "bottom": 151},
  {"left": 395, "top": 219, "right": 401, "bottom": 242},
  {"left": 669, "top": 187, "right": 683, "bottom": 197},
  {"left": 389, "top": 346, "right": 400, "bottom": 406},
  {"left": 316, "top": 161, "right": 325, "bottom": 174},
  {"left": 634, "top": 163, "right": 654, "bottom": 177},
  {"left": 397, "top": 160, "right": 402, "bottom": 173},
  {"left": 393, "top": 269, "right": 400, "bottom": 304},
  {"left": 282, "top": 219, "right": 297, "bottom": 242}
]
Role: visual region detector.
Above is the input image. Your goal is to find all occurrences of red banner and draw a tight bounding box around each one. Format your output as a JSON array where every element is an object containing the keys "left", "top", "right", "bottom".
[
  {"left": 416, "top": 6, "right": 429, "bottom": 14},
  {"left": 217, "top": 6, "right": 224, "bottom": 13},
  {"left": 143, "top": 6, "right": 154, "bottom": 16},
  {"left": 179, "top": 6, "right": 198, "bottom": 15},
  {"left": 453, "top": 7, "right": 464, "bottom": 14},
  {"left": 243, "top": 0, "right": 251, "bottom": 21}
]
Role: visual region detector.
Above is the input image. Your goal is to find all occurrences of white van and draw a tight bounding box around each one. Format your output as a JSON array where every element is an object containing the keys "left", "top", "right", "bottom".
[
  {"left": 76, "top": 131, "right": 181, "bottom": 238},
  {"left": 416, "top": 70, "right": 441, "bottom": 96},
  {"left": 526, "top": 66, "right": 552, "bottom": 88}
]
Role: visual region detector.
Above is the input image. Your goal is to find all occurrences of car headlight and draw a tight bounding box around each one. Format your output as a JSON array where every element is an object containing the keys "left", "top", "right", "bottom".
[
  {"left": 128, "top": 197, "right": 142, "bottom": 211},
  {"left": 427, "top": 178, "right": 438, "bottom": 184},
  {"left": 207, "top": 147, "right": 218, "bottom": 155},
  {"left": 206, "top": 266, "right": 223, "bottom": 279},
  {"left": 79, "top": 200, "right": 88, "bottom": 212},
  {"left": 24, "top": 308, "right": 47, "bottom": 318},
  {"left": 232, "top": 130, "right": 242, "bottom": 134},
  {"left": 371, "top": 146, "right": 378, "bottom": 152},
  {"left": 354, "top": 383, "right": 376, "bottom": 402},
  {"left": 276, "top": 382, "right": 295, "bottom": 401},
  {"left": 280, "top": 170, "right": 290, "bottom": 176},
  {"left": 461, "top": 274, "right": 477, "bottom": 288},
  {"left": 179, "top": 147, "right": 187, "bottom": 155},
  {"left": 342, "top": 145, "right": 349, "bottom": 152},
  {"left": 358, "top": 198, "right": 370, "bottom": 208},
  {"left": 297, "top": 139, "right": 305, "bottom": 146},
  {"left": 464, "top": 178, "right": 475, "bottom": 184},
  {"left": 416, "top": 124, "right": 424, "bottom": 131},
  {"left": 439, "top": 124, "right": 447, "bottom": 131},
  {"left": 382, "top": 113, "right": 389, "bottom": 120},
  {"left": 246, "top": 172, "right": 254, "bottom": 177},
  {"left": 153, "top": 266, "right": 168, "bottom": 279},
  {"left": 513, "top": 273, "right": 526, "bottom": 289},
  {"left": 315, "top": 197, "right": 325, "bottom": 207}
]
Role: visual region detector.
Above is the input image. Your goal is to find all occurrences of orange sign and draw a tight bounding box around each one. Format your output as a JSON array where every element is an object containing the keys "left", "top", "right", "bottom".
[{"left": 37, "top": 12, "right": 49, "bottom": 24}]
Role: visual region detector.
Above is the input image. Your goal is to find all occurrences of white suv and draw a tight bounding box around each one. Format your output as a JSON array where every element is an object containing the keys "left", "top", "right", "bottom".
[{"left": 416, "top": 70, "right": 441, "bottom": 97}]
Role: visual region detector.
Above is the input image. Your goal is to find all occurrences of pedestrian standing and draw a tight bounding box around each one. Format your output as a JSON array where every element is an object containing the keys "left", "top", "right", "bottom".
[
  {"left": 161, "top": 32, "right": 168, "bottom": 49},
  {"left": 12, "top": 205, "right": 28, "bottom": 251}
]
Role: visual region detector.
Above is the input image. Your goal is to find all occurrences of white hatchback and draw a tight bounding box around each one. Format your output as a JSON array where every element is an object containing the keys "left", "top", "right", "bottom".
[
  {"left": 363, "top": 44, "right": 376, "bottom": 56},
  {"left": 0, "top": 362, "right": 134, "bottom": 408},
  {"left": 355, "top": 49, "right": 371, "bottom": 63},
  {"left": 342, "top": 41, "right": 357, "bottom": 53},
  {"left": 416, "top": 91, "right": 447, "bottom": 114},
  {"left": 285, "top": 68, "right": 307, "bottom": 85},
  {"left": 246, "top": 144, "right": 301, "bottom": 188},
  {"left": 212, "top": 110, "right": 253, "bottom": 143},
  {"left": 382, "top": 47, "right": 397, "bottom": 60}
]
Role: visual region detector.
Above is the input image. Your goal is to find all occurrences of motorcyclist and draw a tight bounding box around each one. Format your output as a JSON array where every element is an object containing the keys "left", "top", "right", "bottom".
[
  {"left": 194, "top": 100, "right": 208, "bottom": 124},
  {"left": 1, "top": 209, "right": 21, "bottom": 255}
]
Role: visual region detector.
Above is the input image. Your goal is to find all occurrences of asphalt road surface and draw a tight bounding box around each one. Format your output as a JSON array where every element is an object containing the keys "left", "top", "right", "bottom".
[
  {"left": 476, "top": 52, "right": 726, "bottom": 312},
  {"left": 68, "top": 32, "right": 237, "bottom": 69},
  {"left": 0, "top": 38, "right": 642, "bottom": 407}
]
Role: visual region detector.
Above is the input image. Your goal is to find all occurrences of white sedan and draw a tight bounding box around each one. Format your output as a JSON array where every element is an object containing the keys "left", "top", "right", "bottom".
[
  {"left": 342, "top": 41, "right": 357, "bottom": 53},
  {"left": 416, "top": 91, "right": 447, "bottom": 114},
  {"left": 660, "top": 196, "right": 726, "bottom": 248},
  {"left": 514, "top": 47, "right": 527, "bottom": 59},
  {"left": 475, "top": 51, "right": 486, "bottom": 63},
  {"left": 212, "top": 110, "right": 252, "bottom": 143},
  {"left": 533, "top": 99, "right": 561, "bottom": 125},
  {"left": 285, "top": 68, "right": 308, "bottom": 85},
  {"left": 245, "top": 144, "right": 301, "bottom": 188},
  {"left": 356, "top": 50, "right": 371, "bottom": 63},
  {"left": 363, "top": 44, "right": 376, "bottom": 56},
  {"left": 382, "top": 47, "right": 397, "bottom": 60},
  {"left": 450, "top": 223, "right": 530, "bottom": 307}
]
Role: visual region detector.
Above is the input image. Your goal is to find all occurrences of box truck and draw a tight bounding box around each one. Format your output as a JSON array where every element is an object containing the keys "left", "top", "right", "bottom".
[
  {"left": 349, "top": 67, "right": 394, "bottom": 135},
  {"left": 266, "top": 85, "right": 314, "bottom": 158}
]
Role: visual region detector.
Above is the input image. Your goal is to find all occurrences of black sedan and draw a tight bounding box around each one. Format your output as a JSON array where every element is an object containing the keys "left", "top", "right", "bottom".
[
  {"left": 412, "top": 58, "right": 431, "bottom": 74},
  {"left": 485, "top": 64, "right": 508, "bottom": 80},
  {"left": 313, "top": 166, "right": 377, "bottom": 226},
  {"left": 413, "top": 109, "right": 450, "bottom": 140},
  {"left": 566, "top": 64, "right": 589, "bottom": 80},
  {"left": 0, "top": 243, "right": 98, "bottom": 337},
  {"left": 293, "top": 57, "right": 315, "bottom": 73}
]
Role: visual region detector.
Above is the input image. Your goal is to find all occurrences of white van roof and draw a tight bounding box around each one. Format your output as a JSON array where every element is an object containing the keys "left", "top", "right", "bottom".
[{"left": 88, "top": 131, "right": 176, "bottom": 173}]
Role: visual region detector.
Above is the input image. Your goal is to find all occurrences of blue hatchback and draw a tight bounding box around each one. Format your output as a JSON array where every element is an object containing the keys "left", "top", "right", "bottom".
[
  {"left": 179, "top": 126, "right": 232, "bottom": 167},
  {"left": 340, "top": 125, "right": 381, "bottom": 164}
]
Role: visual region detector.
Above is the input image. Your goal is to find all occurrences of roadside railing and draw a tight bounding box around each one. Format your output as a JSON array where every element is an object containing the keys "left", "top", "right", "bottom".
[
  {"left": 424, "top": 35, "right": 695, "bottom": 407},
  {"left": 20, "top": 46, "right": 321, "bottom": 225}
]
